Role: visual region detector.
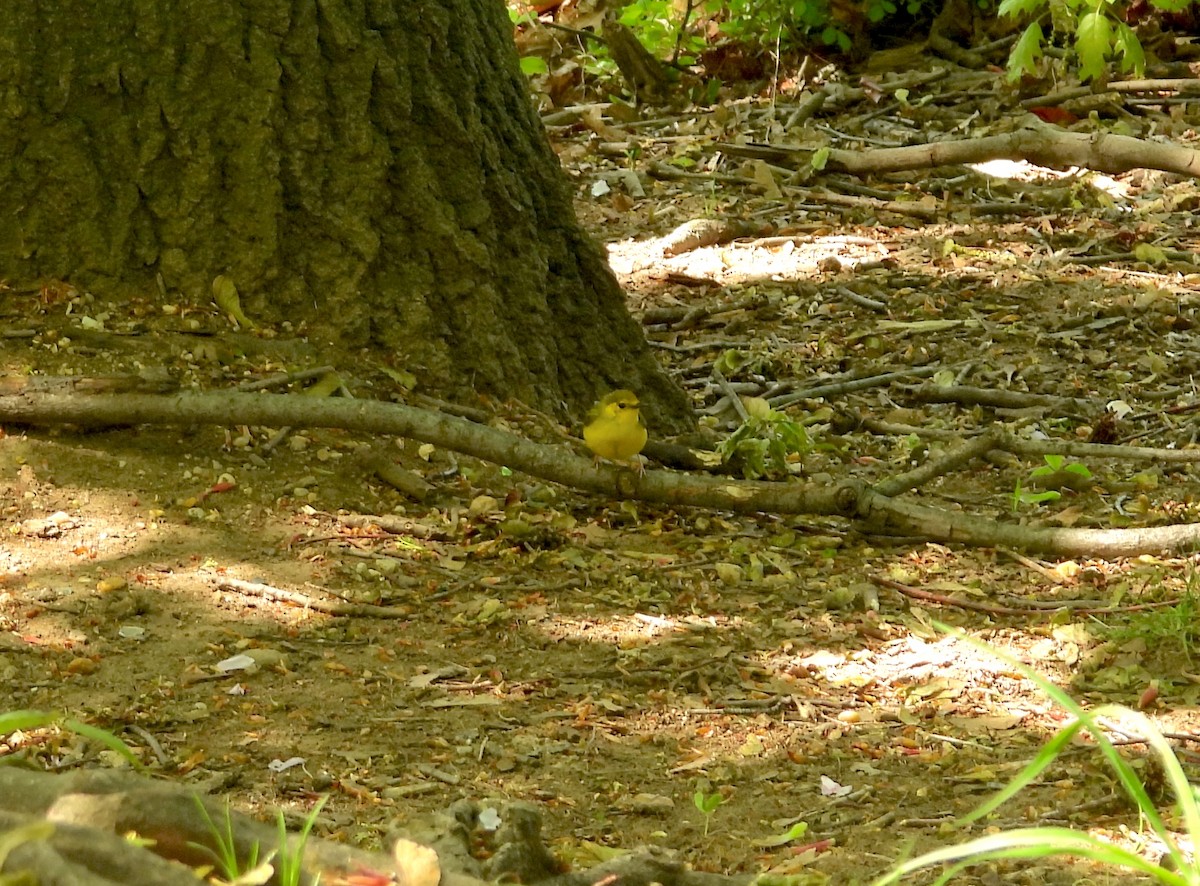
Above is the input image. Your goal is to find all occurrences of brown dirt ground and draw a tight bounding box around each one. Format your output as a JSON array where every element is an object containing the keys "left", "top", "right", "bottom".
[{"left": 5, "top": 64, "right": 1200, "bottom": 886}]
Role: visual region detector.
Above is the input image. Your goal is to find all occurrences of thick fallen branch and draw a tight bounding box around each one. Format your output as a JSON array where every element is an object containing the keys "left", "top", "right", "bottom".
[
  {"left": 719, "top": 122, "right": 1200, "bottom": 179},
  {"left": 3, "top": 386, "right": 1199, "bottom": 557}
]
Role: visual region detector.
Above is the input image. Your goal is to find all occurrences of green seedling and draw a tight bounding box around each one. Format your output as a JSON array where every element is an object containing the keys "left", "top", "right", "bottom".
[
  {"left": 752, "top": 820, "right": 809, "bottom": 848},
  {"left": 1012, "top": 454, "right": 1092, "bottom": 510},
  {"left": 719, "top": 397, "right": 828, "bottom": 479},
  {"left": 1011, "top": 478, "right": 1060, "bottom": 510},
  {"left": 1029, "top": 453, "right": 1092, "bottom": 482},
  {"left": 693, "top": 790, "right": 724, "bottom": 837}
]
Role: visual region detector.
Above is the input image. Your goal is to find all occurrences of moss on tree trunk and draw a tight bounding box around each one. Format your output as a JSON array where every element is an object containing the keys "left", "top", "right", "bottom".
[{"left": 0, "top": 0, "right": 689, "bottom": 424}]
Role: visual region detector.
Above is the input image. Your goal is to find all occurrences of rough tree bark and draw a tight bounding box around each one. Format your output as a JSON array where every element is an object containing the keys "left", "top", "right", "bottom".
[{"left": 0, "top": 0, "right": 689, "bottom": 423}]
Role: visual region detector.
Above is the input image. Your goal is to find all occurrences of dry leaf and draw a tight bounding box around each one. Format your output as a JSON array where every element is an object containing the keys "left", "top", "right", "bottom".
[{"left": 392, "top": 838, "right": 441, "bottom": 886}]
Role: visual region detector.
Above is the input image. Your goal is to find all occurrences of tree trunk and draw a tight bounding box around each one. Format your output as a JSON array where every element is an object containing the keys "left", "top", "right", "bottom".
[{"left": 0, "top": 0, "right": 689, "bottom": 424}]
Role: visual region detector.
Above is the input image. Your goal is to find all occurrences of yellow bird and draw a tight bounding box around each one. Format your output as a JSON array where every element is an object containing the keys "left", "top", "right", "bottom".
[{"left": 583, "top": 389, "right": 648, "bottom": 472}]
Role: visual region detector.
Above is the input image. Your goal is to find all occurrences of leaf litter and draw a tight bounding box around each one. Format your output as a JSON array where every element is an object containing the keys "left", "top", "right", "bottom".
[{"left": 5, "top": 43, "right": 1200, "bottom": 886}]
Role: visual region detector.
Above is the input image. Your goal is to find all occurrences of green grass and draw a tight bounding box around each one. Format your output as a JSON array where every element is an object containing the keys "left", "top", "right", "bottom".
[{"left": 872, "top": 625, "right": 1200, "bottom": 885}]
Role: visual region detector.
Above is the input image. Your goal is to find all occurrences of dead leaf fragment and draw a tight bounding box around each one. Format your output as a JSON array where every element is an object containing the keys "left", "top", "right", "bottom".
[{"left": 392, "top": 838, "right": 441, "bottom": 886}]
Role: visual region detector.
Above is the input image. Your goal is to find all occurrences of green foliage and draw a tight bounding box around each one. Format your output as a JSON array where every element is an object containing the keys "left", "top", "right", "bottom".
[
  {"left": 1106, "top": 591, "right": 1200, "bottom": 664},
  {"left": 753, "top": 820, "right": 810, "bottom": 848},
  {"left": 1029, "top": 453, "right": 1091, "bottom": 481},
  {"left": 873, "top": 626, "right": 1200, "bottom": 885},
  {"left": 693, "top": 789, "right": 724, "bottom": 837},
  {"left": 1006, "top": 21, "right": 1044, "bottom": 77},
  {"left": 1112, "top": 21, "right": 1145, "bottom": 73},
  {"left": 275, "top": 797, "right": 327, "bottom": 886},
  {"left": 191, "top": 795, "right": 327, "bottom": 886},
  {"left": 865, "top": 0, "right": 898, "bottom": 23},
  {"left": 614, "top": 0, "right": 859, "bottom": 64},
  {"left": 997, "top": 0, "right": 1042, "bottom": 19},
  {"left": 1075, "top": 11, "right": 1112, "bottom": 81},
  {"left": 0, "top": 709, "right": 143, "bottom": 769},
  {"left": 520, "top": 56, "right": 549, "bottom": 76},
  {"left": 1012, "top": 454, "right": 1091, "bottom": 510},
  {"left": 621, "top": 0, "right": 704, "bottom": 62},
  {"left": 1011, "top": 478, "right": 1059, "bottom": 508},
  {"left": 1001, "top": 0, "right": 1181, "bottom": 82},
  {"left": 718, "top": 399, "right": 822, "bottom": 479},
  {"left": 190, "top": 797, "right": 262, "bottom": 884}
]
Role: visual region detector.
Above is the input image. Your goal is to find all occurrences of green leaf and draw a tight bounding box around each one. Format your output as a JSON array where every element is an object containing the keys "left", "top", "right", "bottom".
[
  {"left": 714, "top": 349, "right": 747, "bottom": 374},
  {"left": 212, "top": 275, "right": 255, "bottom": 329},
  {"left": 1112, "top": 23, "right": 1145, "bottom": 75},
  {"left": 1019, "top": 490, "right": 1061, "bottom": 505},
  {"left": 998, "top": 0, "right": 1044, "bottom": 17},
  {"left": 699, "top": 77, "right": 722, "bottom": 105},
  {"left": 1075, "top": 12, "right": 1112, "bottom": 82},
  {"left": 866, "top": 0, "right": 894, "bottom": 22},
  {"left": 810, "top": 146, "right": 831, "bottom": 171},
  {"left": 1128, "top": 241, "right": 1166, "bottom": 261},
  {"left": 0, "top": 710, "right": 143, "bottom": 769},
  {"left": 0, "top": 710, "right": 59, "bottom": 733},
  {"left": 63, "top": 718, "right": 144, "bottom": 769},
  {"left": 619, "top": 4, "right": 645, "bottom": 25},
  {"left": 922, "top": 626, "right": 1200, "bottom": 879},
  {"left": 1007, "top": 22, "right": 1044, "bottom": 81},
  {"left": 870, "top": 827, "right": 1192, "bottom": 886},
  {"left": 958, "top": 725, "right": 1083, "bottom": 825},
  {"left": 751, "top": 820, "right": 809, "bottom": 848},
  {"left": 520, "top": 56, "right": 549, "bottom": 76},
  {"left": 821, "top": 26, "right": 850, "bottom": 50}
]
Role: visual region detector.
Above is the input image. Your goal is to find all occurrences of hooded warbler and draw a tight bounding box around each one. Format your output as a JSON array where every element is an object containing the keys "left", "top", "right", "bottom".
[{"left": 583, "top": 389, "right": 647, "bottom": 471}]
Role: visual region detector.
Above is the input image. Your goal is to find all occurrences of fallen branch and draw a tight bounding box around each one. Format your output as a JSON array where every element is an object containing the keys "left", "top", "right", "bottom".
[
  {"left": 3, "top": 387, "right": 1200, "bottom": 557},
  {"left": 875, "top": 575, "right": 1190, "bottom": 617},
  {"left": 1021, "top": 78, "right": 1200, "bottom": 109},
  {"left": 646, "top": 161, "right": 940, "bottom": 220},
  {"left": 215, "top": 577, "right": 412, "bottom": 618},
  {"left": 718, "top": 122, "right": 1200, "bottom": 179}
]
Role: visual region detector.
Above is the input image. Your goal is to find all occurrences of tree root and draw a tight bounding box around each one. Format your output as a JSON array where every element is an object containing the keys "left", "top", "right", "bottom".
[{"left": 0, "top": 768, "right": 754, "bottom": 886}]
